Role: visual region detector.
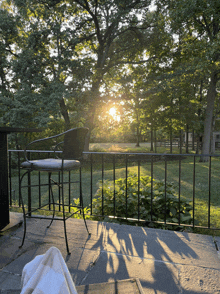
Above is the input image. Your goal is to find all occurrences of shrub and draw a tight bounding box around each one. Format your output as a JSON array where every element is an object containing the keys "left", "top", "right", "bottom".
[{"left": 92, "top": 174, "right": 193, "bottom": 229}]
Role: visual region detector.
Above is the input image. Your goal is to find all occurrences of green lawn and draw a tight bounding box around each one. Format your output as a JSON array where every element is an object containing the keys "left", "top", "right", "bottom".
[{"left": 10, "top": 143, "right": 220, "bottom": 234}]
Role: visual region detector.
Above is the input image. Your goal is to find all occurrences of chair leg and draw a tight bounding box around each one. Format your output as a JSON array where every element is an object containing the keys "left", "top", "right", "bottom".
[
  {"left": 19, "top": 171, "right": 29, "bottom": 249},
  {"left": 80, "top": 168, "right": 90, "bottom": 235},
  {"left": 81, "top": 197, "right": 90, "bottom": 236},
  {"left": 61, "top": 170, "right": 71, "bottom": 255},
  {"left": 19, "top": 199, "right": 27, "bottom": 249},
  {"left": 63, "top": 217, "right": 70, "bottom": 255},
  {"left": 47, "top": 173, "right": 55, "bottom": 229}
]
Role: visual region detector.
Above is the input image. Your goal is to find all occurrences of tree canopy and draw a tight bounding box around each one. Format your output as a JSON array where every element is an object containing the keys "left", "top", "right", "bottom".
[{"left": 0, "top": 0, "right": 220, "bottom": 156}]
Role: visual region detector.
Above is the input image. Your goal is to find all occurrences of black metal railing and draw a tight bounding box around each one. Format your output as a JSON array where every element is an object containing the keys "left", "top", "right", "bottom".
[{"left": 8, "top": 150, "right": 220, "bottom": 231}]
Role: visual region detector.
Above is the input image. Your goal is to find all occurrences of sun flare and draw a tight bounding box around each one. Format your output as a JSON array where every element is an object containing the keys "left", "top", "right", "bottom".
[
  {"left": 109, "top": 107, "right": 117, "bottom": 117},
  {"left": 109, "top": 107, "right": 120, "bottom": 122}
]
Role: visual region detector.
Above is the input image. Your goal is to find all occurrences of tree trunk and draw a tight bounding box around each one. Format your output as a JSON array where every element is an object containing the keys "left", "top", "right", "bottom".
[
  {"left": 59, "top": 98, "right": 70, "bottom": 130},
  {"left": 201, "top": 72, "right": 218, "bottom": 161},
  {"left": 179, "top": 129, "right": 183, "bottom": 154},
  {"left": 84, "top": 74, "right": 102, "bottom": 151},
  {"left": 196, "top": 136, "right": 199, "bottom": 154},
  {"left": 186, "top": 125, "right": 189, "bottom": 154},
  {"left": 170, "top": 128, "right": 172, "bottom": 154},
  {"left": 150, "top": 127, "right": 154, "bottom": 151},
  {"left": 211, "top": 96, "right": 220, "bottom": 154},
  {"left": 136, "top": 125, "right": 140, "bottom": 147},
  {"left": 196, "top": 80, "right": 203, "bottom": 154},
  {"left": 192, "top": 129, "right": 195, "bottom": 151}
]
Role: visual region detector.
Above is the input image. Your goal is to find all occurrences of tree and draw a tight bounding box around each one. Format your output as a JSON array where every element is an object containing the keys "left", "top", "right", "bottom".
[
  {"left": 0, "top": 5, "right": 19, "bottom": 125},
  {"left": 68, "top": 0, "right": 153, "bottom": 141},
  {"left": 1, "top": 0, "right": 154, "bottom": 143},
  {"left": 3, "top": 0, "right": 219, "bottom": 154},
  {"left": 156, "top": 0, "right": 220, "bottom": 159}
]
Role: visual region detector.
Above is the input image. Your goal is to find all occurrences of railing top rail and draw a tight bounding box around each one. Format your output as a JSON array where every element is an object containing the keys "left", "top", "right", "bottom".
[
  {"left": 84, "top": 151, "right": 220, "bottom": 157},
  {"left": 9, "top": 149, "right": 62, "bottom": 153},
  {"left": 8, "top": 149, "right": 220, "bottom": 157}
]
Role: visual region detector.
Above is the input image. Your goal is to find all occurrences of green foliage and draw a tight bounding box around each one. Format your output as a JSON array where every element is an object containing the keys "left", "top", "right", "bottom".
[
  {"left": 69, "top": 198, "right": 91, "bottom": 220},
  {"left": 0, "top": 0, "right": 154, "bottom": 133},
  {"left": 1, "top": 0, "right": 220, "bottom": 148},
  {"left": 92, "top": 174, "right": 193, "bottom": 228},
  {"left": 10, "top": 198, "right": 90, "bottom": 220}
]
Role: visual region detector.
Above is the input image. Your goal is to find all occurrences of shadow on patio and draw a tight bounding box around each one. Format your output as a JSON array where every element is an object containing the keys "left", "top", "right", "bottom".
[{"left": 0, "top": 213, "right": 220, "bottom": 293}]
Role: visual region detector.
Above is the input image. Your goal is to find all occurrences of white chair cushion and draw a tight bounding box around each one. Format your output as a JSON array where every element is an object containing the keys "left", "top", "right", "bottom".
[{"left": 21, "top": 158, "right": 81, "bottom": 171}]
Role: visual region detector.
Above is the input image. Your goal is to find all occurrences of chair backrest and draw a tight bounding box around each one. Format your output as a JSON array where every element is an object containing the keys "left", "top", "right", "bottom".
[{"left": 63, "top": 127, "right": 89, "bottom": 160}]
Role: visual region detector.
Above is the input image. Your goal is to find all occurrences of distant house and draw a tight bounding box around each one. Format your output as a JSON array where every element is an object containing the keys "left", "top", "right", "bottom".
[
  {"left": 184, "top": 131, "right": 220, "bottom": 152},
  {"left": 184, "top": 132, "right": 193, "bottom": 143},
  {"left": 211, "top": 132, "right": 220, "bottom": 152},
  {"left": 182, "top": 130, "right": 220, "bottom": 153}
]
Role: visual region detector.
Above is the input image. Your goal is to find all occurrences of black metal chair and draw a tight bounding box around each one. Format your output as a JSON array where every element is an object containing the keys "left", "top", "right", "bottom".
[{"left": 19, "top": 127, "right": 90, "bottom": 255}]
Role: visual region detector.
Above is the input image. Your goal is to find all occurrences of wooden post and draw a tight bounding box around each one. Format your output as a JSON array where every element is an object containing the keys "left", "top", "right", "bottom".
[
  {"left": 0, "top": 132, "right": 9, "bottom": 229},
  {"left": 192, "top": 130, "right": 195, "bottom": 151},
  {"left": 179, "top": 130, "right": 183, "bottom": 154},
  {"left": 186, "top": 125, "right": 189, "bottom": 153},
  {"left": 150, "top": 127, "right": 153, "bottom": 151}
]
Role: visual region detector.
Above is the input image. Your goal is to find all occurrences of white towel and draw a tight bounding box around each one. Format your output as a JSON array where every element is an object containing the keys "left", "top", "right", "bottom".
[{"left": 21, "top": 247, "right": 78, "bottom": 294}]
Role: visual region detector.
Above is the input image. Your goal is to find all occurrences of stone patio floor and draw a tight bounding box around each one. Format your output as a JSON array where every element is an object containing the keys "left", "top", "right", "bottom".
[{"left": 1, "top": 212, "right": 220, "bottom": 294}]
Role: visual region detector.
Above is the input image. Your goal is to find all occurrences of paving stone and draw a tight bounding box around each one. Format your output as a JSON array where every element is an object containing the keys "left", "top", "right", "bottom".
[
  {"left": 214, "top": 236, "right": 220, "bottom": 251},
  {"left": 179, "top": 265, "right": 220, "bottom": 294},
  {"left": 0, "top": 290, "right": 20, "bottom": 294},
  {"left": 83, "top": 251, "right": 181, "bottom": 294},
  {"left": 76, "top": 278, "right": 144, "bottom": 294},
  {"left": 3, "top": 240, "right": 101, "bottom": 287},
  {"left": 0, "top": 234, "right": 36, "bottom": 270},
  {"left": 65, "top": 248, "right": 101, "bottom": 285},
  {"left": 105, "top": 225, "right": 220, "bottom": 269},
  {"left": 13, "top": 218, "right": 117, "bottom": 252},
  {"left": 0, "top": 213, "right": 23, "bottom": 233},
  {"left": 3, "top": 243, "right": 52, "bottom": 276},
  {"left": 0, "top": 271, "right": 21, "bottom": 291}
]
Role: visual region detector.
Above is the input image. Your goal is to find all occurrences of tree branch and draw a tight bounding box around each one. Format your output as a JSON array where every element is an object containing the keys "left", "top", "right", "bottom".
[
  {"left": 5, "top": 46, "right": 18, "bottom": 58},
  {"left": 103, "top": 57, "right": 153, "bottom": 74},
  {"left": 202, "top": 14, "right": 212, "bottom": 40},
  {"left": 74, "top": 0, "right": 103, "bottom": 45}
]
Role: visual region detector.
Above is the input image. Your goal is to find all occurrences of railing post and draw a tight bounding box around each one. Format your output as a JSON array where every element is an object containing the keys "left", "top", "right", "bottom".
[
  {"left": 101, "top": 153, "right": 104, "bottom": 216},
  {"left": 138, "top": 158, "right": 140, "bottom": 221},
  {"left": 151, "top": 156, "right": 153, "bottom": 222},
  {"left": 79, "top": 167, "right": 82, "bottom": 209},
  {"left": 208, "top": 156, "right": 211, "bottom": 228},
  {"left": 193, "top": 156, "right": 196, "bottom": 228},
  {"left": 9, "top": 151, "right": 12, "bottom": 206},
  {"left": 164, "top": 157, "right": 167, "bottom": 224},
  {"left": 113, "top": 154, "right": 116, "bottom": 217},
  {"left": 38, "top": 172, "right": 41, "bottom": 208},
  {"left": 26, "top": 151, "right": 32, "bottom": 217},
  {"left": 48, "top": 172, "right": 51, "bottom": 211},
  {"left": 178, "top": 158, "right": 181, "bottom": 225},
  {"left": 90, "top": 153, "right": 93, "bottom": 215},
  {"left": 28, "top": 170, "right": 31, "bottom": 217},
  {"left": 125, "top": 154, "right": 128, "bottom": 220},
  {"left": 69, "top": 171, "right": 71, "bottom": 213},
  {"left": 58, "top": 171, "right": 61, "bottom": 211},
  {"left": 18, "top": 151, "right": 21, "bottom": 207}
]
